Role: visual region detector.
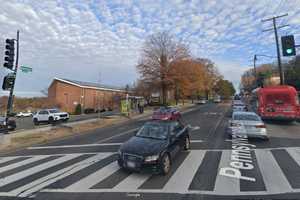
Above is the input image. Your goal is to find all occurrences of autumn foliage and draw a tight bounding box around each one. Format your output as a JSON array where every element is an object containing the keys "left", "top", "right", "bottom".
[{"left": 136, "top": 32, "right": 229, "bottom": 104}]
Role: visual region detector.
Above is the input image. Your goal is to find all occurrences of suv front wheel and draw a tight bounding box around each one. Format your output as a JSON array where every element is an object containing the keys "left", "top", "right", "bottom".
[
  {"left": 48, "top": 117, "right": 54, "bottom": 124},
  {"left": 33, "top": 118, "right": 39, "bottom": 125}
]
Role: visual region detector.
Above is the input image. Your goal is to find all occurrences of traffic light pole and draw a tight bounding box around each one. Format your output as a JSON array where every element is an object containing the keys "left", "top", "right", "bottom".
[
  {"left": 6, "top": 30, "right": 19, "bottom": 118},
  {"left": 262, "top": 14, "right": 288, "bottom": 85}
]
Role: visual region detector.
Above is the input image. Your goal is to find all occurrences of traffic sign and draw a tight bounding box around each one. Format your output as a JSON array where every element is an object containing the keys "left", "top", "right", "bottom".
[{"left": 20, "top": 66, "right": 32, "bottom": 73}]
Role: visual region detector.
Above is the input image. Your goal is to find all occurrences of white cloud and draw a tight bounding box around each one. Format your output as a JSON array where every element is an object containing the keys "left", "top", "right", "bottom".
[{"left": 1, "top": 0, "right": 300, "bottom": 97}]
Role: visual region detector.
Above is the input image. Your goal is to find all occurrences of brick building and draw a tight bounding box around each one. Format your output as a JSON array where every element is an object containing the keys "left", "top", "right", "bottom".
[{"left": 48, "top": 78, "right": 127, "bottom": 113}]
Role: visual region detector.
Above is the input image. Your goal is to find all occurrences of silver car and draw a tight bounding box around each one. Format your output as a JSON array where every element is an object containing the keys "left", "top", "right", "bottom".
[{"left": 228, "top": 111, "right": 268, "bottom": 140}]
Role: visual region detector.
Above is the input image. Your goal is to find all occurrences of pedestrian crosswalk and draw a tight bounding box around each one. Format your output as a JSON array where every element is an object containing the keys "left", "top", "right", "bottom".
[{"left": 0, "top": 148, "right": 299, "bottom": 197}]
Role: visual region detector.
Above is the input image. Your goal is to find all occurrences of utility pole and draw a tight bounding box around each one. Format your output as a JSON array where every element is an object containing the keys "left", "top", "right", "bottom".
[
  {"left": 6, "top": 30, "right": 20, "bottom": 118},
  {"left": 97, "top": 72, "right": 101, "bottom": 119},
  {"left": 262, "top": 14, "right": 288, "bottom": 85},
  {"left": 253, "top": 55, "right": 257, "bottom": 80}
]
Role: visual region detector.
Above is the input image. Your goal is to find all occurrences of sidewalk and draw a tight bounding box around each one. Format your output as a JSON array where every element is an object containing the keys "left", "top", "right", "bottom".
[{"left": 0, "top": 103, "right": 196, "bottom": 152}]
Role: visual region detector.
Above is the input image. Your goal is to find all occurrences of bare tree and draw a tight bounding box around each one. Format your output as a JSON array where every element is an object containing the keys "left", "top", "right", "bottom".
[
  {"left": 40, "top": 88, "right": 48, "bottom": 96},
  {"left": 137, "top": 32, "right": 190, "bottom": 105}
]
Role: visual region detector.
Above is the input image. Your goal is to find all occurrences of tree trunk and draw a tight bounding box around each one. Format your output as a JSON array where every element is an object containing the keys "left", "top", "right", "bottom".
[
  {"left": 205, "top": 90, "right": 209, "bottom": 101},
  {"left": 162, "top": 81, "right": 167, "bottom": 106}
]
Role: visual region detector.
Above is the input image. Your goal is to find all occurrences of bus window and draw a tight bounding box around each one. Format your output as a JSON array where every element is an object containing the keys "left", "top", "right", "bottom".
[{"left": 266, "top": 93, "right": 292, "bottom": 105}]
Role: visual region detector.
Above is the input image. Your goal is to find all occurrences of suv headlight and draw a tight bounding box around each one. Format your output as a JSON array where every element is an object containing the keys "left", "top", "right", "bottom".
[{"left": 144, "top": 155, "right": 159, "bottom": 162}]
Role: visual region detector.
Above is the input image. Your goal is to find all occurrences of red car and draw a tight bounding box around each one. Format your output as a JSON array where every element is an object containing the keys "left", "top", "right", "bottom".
[{"left": 152, "top": 106, "right": 181, "bottom": 120}]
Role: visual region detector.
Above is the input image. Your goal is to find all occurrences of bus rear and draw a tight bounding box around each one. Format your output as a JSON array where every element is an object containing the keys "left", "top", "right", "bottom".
[{"left": 257, "top": 86, "right": 300, "bottom": 121}]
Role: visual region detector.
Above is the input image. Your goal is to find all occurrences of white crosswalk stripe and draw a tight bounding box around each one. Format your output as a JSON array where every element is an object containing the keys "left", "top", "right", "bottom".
[
  {"left": 0, "top": 156, "right": 30, "bottom": 165},
  {"left": 0, "top": 154, "right": 80, "bottom": 187},
  {"left": 114, "top": 173, "right": 150, "bottom": 190},
  {"left": 163, "top": 150, "right": 206, "bottom": 193},
  {"left": 286, "top": 148, "right": 300, "bottom": 167},
  {"left": 214, "top": 150, "right": 240, "bottom": 195},
  {"left": 0, "top": 148, "right": 299, "bottom": 197},
  {"left": 255, "top": 149, "right": 292, "bottom": 194},
  {"left": 0, "top": 155, "right": 51, "bottom": 174},
  {"left": 65, "top": 161, "right": 120, "bottom": 191},
  {"left": 9, "top": 153, "right": 112, "bottom": 197}
]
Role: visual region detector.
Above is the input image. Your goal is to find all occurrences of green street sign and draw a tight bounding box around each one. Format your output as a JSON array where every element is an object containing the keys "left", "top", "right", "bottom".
[{"left": 20, "top": 66, "right": 32, "bottom": 73}]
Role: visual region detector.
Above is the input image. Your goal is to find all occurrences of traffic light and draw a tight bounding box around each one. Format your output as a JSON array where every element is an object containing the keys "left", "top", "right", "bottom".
[
  {"left": 281, "top": 35, "right": 296, "bottom": 56},
  {"left": 2, "top": 73, "right": 15, "bottom": 90},
  {"left": 3, "top": 39, "right": 15, "bottom": 70}
]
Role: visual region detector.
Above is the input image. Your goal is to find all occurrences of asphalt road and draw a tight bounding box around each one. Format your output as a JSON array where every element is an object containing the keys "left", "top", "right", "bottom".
[
  {"left": 13, "top": 111, "right": 116, "bottom": 131},
  {"left": 0, "top": 103, "right": 300, "bottom": 200}
]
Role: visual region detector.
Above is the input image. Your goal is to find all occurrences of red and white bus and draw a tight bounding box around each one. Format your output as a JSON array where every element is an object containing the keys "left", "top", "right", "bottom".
[{"left": 251, "top": 85, "right": 300, "bottom": 121}]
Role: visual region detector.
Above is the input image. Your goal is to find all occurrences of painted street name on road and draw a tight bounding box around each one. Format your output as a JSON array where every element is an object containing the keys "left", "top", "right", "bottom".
[{"left": 219, "top": 131, "right": 256, "bottom": 182}]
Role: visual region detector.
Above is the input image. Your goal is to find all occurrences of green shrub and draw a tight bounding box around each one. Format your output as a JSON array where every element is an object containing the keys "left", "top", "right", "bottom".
[{"left": 74, "top": 104, "right": 82, "bottom": 115}]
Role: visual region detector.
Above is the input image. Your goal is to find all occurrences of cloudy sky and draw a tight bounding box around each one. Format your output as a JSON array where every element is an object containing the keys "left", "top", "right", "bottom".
[{"left": 1, "top": 0, "right": 300, "bottom": 97}]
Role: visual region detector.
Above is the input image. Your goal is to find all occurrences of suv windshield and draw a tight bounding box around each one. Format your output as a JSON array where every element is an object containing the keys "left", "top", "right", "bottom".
[
  {"left": 136, "top": 122, "right": 169, "bottom": 140},
  {"left": 49, "top": 109, "right": 59, "bottom": 113}
]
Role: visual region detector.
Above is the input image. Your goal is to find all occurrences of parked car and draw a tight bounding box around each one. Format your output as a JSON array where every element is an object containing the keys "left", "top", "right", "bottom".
[
  {"left": 118, "top": 120, "right": 190, "bottom": 175},
  {"left": 0, "top": 116, "right": 16, "bottom": 133},
  {"left": 213, "top": 96, "right": 221, "bottom": 103},
  {"left": 84, "top": 108, "right": 95, "bottom": 114},
  {"left": 16, "top": 111, "right": 33, "bottom": 118},
  {"left": 195, "top": 98, "right": 207, "bottom": 104},
  {"left": 32, "top": 109, "right": 69, "bottom": 125},
  {"left": 152, "top": 106, "right": 181, "bottom": 120},
  {"left": 228, "top": 111, "right": 268, "bottom": 140}
]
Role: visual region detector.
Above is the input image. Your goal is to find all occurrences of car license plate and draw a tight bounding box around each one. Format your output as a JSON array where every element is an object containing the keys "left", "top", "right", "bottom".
[{"left": 126, "top": 161, "right": 136, "bottom": 168}]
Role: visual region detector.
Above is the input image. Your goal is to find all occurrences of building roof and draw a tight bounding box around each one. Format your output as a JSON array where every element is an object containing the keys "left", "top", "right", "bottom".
[{"left": 53, "top": 77, "right": 127, "bottom": 92}]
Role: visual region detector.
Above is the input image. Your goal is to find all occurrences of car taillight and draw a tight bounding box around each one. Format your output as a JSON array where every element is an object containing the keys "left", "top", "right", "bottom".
[{"left": 255, "top": 124, "right": 266, "bottom": 128}]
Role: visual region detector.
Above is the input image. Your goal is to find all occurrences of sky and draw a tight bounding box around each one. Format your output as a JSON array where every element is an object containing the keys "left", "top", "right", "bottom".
[{"left": 1, "top": 0, "right": 300, "bottom": 97}]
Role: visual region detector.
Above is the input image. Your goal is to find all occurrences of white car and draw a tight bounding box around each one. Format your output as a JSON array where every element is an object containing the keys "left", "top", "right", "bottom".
[
  {"left": 228, "top": 111, "right": 268, "bottom": 140},
  {"left": 232, "top": 100, "right": 248, "bottom": 112},
  {"left": 195, "top": 98, "right": 207, "bottom": 104},
  {"left": 33, "top": 109, "right": 69, "bottom": 125},
  {"left": 213, "top": 96, "right": 221, "bottom": 103},
  {"left": 16, "top": 112, "right": 33, "bottom": 118}
]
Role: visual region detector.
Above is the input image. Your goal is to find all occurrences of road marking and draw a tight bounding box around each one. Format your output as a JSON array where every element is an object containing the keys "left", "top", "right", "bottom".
[
  {"left": 163, "top": 150, "right": 206, "bottom": 192},
  {"left": 214, "top": 151, "right": 240, "bottom": 195},
  {"left": 27, "top": 143, "right": 123, "bottom": 150},
  {"left": 190, "top": 140, "right": 203, "bottom": 143},
  {"left": 65, "top": 161, "right": 119, "bottom": 191},
  {"left": 0, "top": 155, "right": 50, "bottom": 173},
  {"left": 255, "top": 149, "right": 292, "bottom": 193},
  {"left": 286, "top": 148, "right": 300, "bottom": 167},
  {"left": 95, "top": 128, "right": 139, "bottom": 144},
  {"left": 0, "top": 154, "right": 80, "bottom": 187},
  {"left": 208, "top": 113, "right": 224, "bottom": 136},
  {"left": 41, "top": 188, "right": 300, "bottom": 195},
  {"left": 114, "top": 173, "right": 151, "bottom": 190},
  {"left": 10, "top": 153, "right": 112, "bottom": 197},
  {"left": 187, "top": 124, "right": 200, "bottom": 131},
  {"left": 0, "top": 156, "right": 29, "bottom": 165},
  {"left": 27, "top": 140, "right": 204, "bottom": 150}
]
